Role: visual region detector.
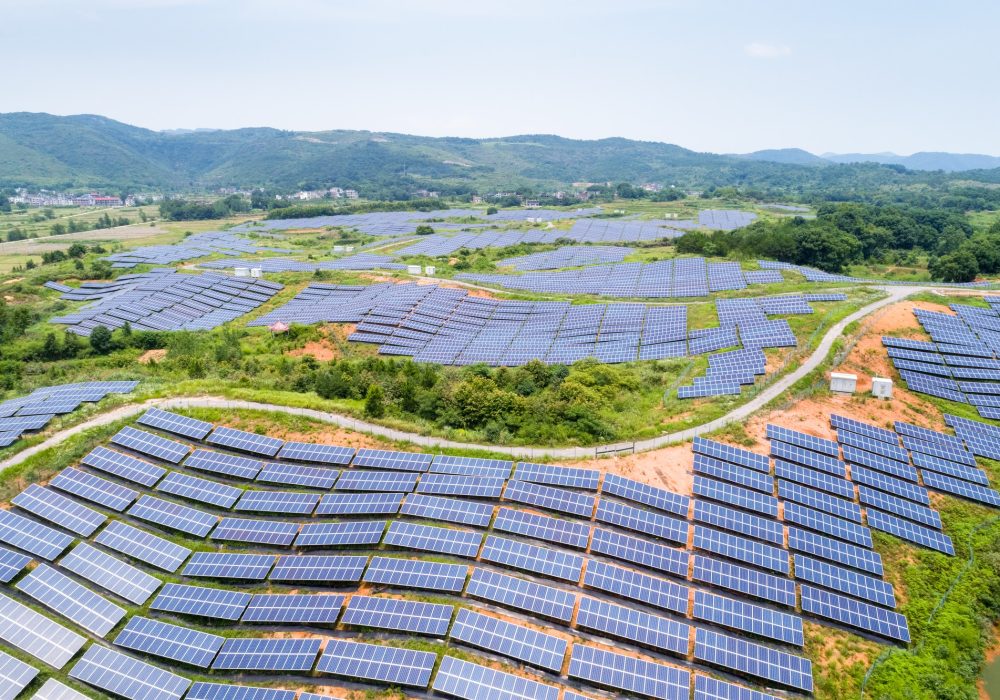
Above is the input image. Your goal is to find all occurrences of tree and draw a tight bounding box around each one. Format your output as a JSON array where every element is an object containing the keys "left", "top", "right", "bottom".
[
  {"left": 415, "top": 224, "right": 434, "bottom": 236},
  {"left": 41, "top": 333, "right": 61, "bottom": 361},
  {"left": 89, "top": 325, "right": 114, "bottom": 354},
  {"left": 364, "top": 384, "right": 386, "bottom": 418},
  {"left": 67, "top": 243, "right": 87, "bottom": 258},
  {"left": 50, "top": 223, "right": 67, "bottom": 235},
  {"left": 929, "top": 250, "right": 979, "bottom": 283}
]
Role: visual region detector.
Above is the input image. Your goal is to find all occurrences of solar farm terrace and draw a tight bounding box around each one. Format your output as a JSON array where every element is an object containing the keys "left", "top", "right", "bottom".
[
  {"left": 46, "top": 270, "right": 283, "bottom": 336},
  {"left": 0, "top": 406, "right": 996, "bottom": 699},
  {"left": 883, "top": 296, "right": 1000, "bottom": 416}
]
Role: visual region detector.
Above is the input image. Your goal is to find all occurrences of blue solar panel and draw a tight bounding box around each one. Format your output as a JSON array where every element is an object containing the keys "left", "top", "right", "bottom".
[
  {"left": 17, "top": 564, "right": 125, "bottom": 637},
  {"left": 316, "top": 639, "right": 435, "bottom": 687},
  {"left": 49, "top": 467, "right": 138, "bottom": 511},
  {"left": 363, "top": 556, "right": 468, "bottom": 591},
  {"left": 432, "top": 655, "right": 560, "bottom": 700},
  {"left": 866, "top": 509, "right": 955, "bottom": 554},
  {"left": 692, "top": 555, "right": 796, "bottom": 606},
  {"left": 0, "top": 649, "right": 37, "bottom": 699},
  {"left": 183, "top": 552, "right": 275, "bottom": 580},
  {"left": 512, "top": 462, "right": 600, "bottom": 489},
  {"left": 276, "top": 441, "right": 354, "bottom": 465},
  {"left": 494, "top": 506, "right": 590, "bottom": 548},
  {"left": 793, "top": 554, "right": 895, "bottom": 607},
  {"left": 213, "top": 638, "right": 321, "bottom": 671},
  {"left": 910, "top": 450, "right": 990, "bottom": 485},
  {"left": 467, "top": 567, "right": 576, "bottom": 621},
  {"left": 337, "top": 470, "right": 419, "bottom": 492},
  {"left": 601, "top": 472, "right": 690, "bottom": 516},
  {"left": 342, "top": 594, "right": 452, "bottom": 634},
  {"left": 235, "top": 489, "right": 320, "bottom": 514},
  {"left": 830, "top": 414, "right": 898, "bottom": 444},
  {"left": 922, "top": 470, "right": 1000, "bottom": 506},
  {"left": 774, "top": 459, "right": 854, "bottom": 498},
  {"left": 693, "top": 437, "right": 771, "bottom": 472},
  {"left": 568, "top": 644, "right": 690, "bottom": 699},
  {"left": 693, "top": 589, "right": 804, "bottom": 645},
  {"left": 771, "top": 440, "right": 846, "bottom": 477},
  {"left": 694, "top": 476, "right": 778, "bottom": 516},
  {"left": 212, "top": 517, "right": 299, "bottom": 545},
  {"left": 849, "top": 465, "right": 929, "bottom": 504},
  {"left": 694, "top": 628, "right": 812, "bottom": 692},
  {"left": 783, "top": 502, "right": 872, "bottom": 547},
  {"left": 12, "top": 484, "right": 106, "bottom": 537},
  {"left": 577, "top": 595, "right": 690, "bottom": 655},
  {"left": 111, "top": 425, "right": 189, "bottom": 463},
  {"left": 295, "top": 520, "right": 386, "bottom": 547},
  {"left": 693, "top": 500, "right": 783, "bottom": 545},
  {"left": 591, "top": 526, "right": 690, "bottom": 577},
  {"left": 206, "top": 426, "right": 283, "bottom": 457},
  {"left": 94, "top": 519, "right": 190, "bottom": 572},
  {"left": 255, "top": 462, "right": 340, "bottom": 488},
  {"left": 582, "top": 559, "right": 689, "bottom": 614},
  {"left": 450, "top": 607, "right": 567, "bottom": 672},
  {"left": 81, "top": 445, "right": 166, "bottom": 486},
  {"left": 401, "top": 493, "right": 494, "bottom": 527},
  {"left": 800, "top": 585, "right": 910, "bottom": 642},
  {"left": 481, "top": 535, "right": 584, "bottom": 581},
  {"left": 186, "top": 684, "right": 294, "bottom": 700},
  {"left": 316, "top": 491, "right": 403, "bottom": 515},
  {"left": 778, "top": 480, "right": 862, "bottom": 522},
  {"left": 270, "top": 554, "right": 367, "bottom": 582},
  {"left": 150, "top": 583, "right": 251, "bottom": 620},
  {"left": 837, "top": 429, "right": 909, "bottom": 462},
  {"left": 114, "top": 615, "right": 224, "bottom": 668},
  {"left": 693, "top": 525, "right": 789, "bottom": 574},
  {"left": 857, "top": 485, "right": 941, "bottom": 528},
  {"left": 384, "top": 520, "right": 482, "bottom": 557},
  {"left": 127, "top": 494, "right": 217, "bottom": 537},
  {"left": 596, "top": 498, "right": 689, "bottom": 544},
  {"left": 0, "top": 508, "right": 74, "bottom": 560},
  {"left": 787, "top": 527, "right": 883, "bottom": 575},
  {"left": 157, "top": 471, "right": 242, "bottom": 508},
  {"left": 184, "top": 449, "right": 262, "bottom": 480},
  {"left": 137, "top": 408, "right": 213, "bottom": 440},
  {"left": 241, "top": 593, "right": 344, "bottom": 624},
  {"left": 352, "top": 448, "right": 432, "bottom": 471},
  {"left": 503, "top": 479, "right": 596, "bottom": 517},
  {"left": 69, "top": 646, "right": 190, "bottom": 700},
  {"left": 60, "top": 542, "right": 160, "bottom": 604},
  {"left": 767, "top": 424, "right": 840, "bottom": 457},
  {"left": 694, "top": 454, "right": 774, "bottom": 493},
  {"left": 0, "top": 546, "right": 30, "bottom": 583}
]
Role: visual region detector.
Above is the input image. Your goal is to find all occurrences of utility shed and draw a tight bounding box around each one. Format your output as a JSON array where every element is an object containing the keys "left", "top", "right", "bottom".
[
  {"left": 830, "top": 372, "right": 857, "bottom": 394},
  {"left": 872, "top": 376, "right": 893, "bottom": 399}
]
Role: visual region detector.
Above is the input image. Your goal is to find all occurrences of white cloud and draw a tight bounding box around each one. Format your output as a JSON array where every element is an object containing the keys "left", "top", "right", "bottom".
[{"left": 744, "top": 42, "right": 792, "bottom": 59}]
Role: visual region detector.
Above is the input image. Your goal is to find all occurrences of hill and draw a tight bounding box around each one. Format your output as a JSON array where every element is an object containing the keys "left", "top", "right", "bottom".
[
  {"left": 822, "top": 151, "right": 1000, "bottom": 172},
  {"left": 2, "top": 112, "right": 1000, "bottom": 199}
]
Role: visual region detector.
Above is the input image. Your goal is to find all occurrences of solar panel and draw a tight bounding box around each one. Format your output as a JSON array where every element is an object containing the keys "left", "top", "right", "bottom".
[
  {"left": 255, "top": 461, "right": 340, "bottom": 489},
  {"left": 774, "top": 459, "right": 854, "bottom": 498},
  {"left": 69, "top": 646, "right": 190, "bottom": 700},
  {"left": 693, "top": 628, "right": 812, "bottom": 692},
  {"left": 767, "top": 424, "right": 840, "bottom": 457},
  {"left": 866, "top": 509, "right": 955, "bottom": 554},
  {"left": 597, "top": 497, "right": 689, "bottom": 544},
  {"left": 830, "top": 414, "right": 898, "bottom": 444},
  {"left": 513, "top": 461, "right": 600, "bottom": 489},
  {"left": 127, "top": 494, "right": 217, "bottom": 537},
  {"left": 692, "top": 555, "right": 796, "bottom": 607},
  {"left": 60, "top": 542, "right": 160, "bottom": 604},
  {"left": 94, "top": 520, "right": 190, "bottom": 572},
  {"left": 793, "top": 554, "right": 895, "bottom": 607},
  {"left": 384, "top": 520, "right": 483, "bottom": 557},
  {"left": 787, "top": 527, "right": 883, "bottom": 575},
  {"left": 277, "top": 441, "right": 354, "bottom": 465},
  {"left": 352, "top": 448, "right": 433, "bottom": 471},
  {"left": 363, "top": 556, "right": 468, "bottom": 592},
  {"left": 481, "top": 534, "right": 584, "bottom": 581},
  {"left": 857, "top": 485, "right": 941, "bottom": 529},
  {"left": 771, "top": 440, "right": 846, "bottom": 477},
  {"left": 234, "top": 490, "right": 320, "bottom": 514},
  {"left": 185, "top": 683, "right": 295, "bottom": 700},
  {"left": 0, "top": 508, "right": 74, "bottom": 560},
  {"left": 114, "top": 615, "right": 224, "bottom": 667},
  {"left": 295, "top": 520, "right": 386, "bottom": 547},
  {"left": 583, "top": 559, "right": 689, "bottom": 614},
  {"left": 492, "top": 506, "right": 589, "bottom": 548},
  {"left": 241, "top": 593, "right": 345, "bottom": 624},
  {"left": 433, "top": 655, "right": 560, "bottom": 700},
  {"left": 270, "top": 554, "right": 368, "bottom": 583},
  {"left": 30, "top": 679, "right": 91, "bottom": 700},
  {"left": 910, "top": 450, "right": 990, "bottom": 485},
  {"left": 693, "top": 675, "right": 782, "bottom": 700},
  {"left": 430, "top": 454, "right": 513, "bottom": 478},
  {"left": 316, "top": 491, "right": 404, "bottom": 515},
  {"left": 206, "top": 426, "right": 283, "bottom": 456},
  {"left": 212, "top": 638, "right": 321, "bottom": 671},
  {"left": 0, "top": 649, "right": 37, "bottom": 700},
  {"left": 150, "top": 583, "right": 251, "bottom": 620},
  {"left": 17, "top": 564, "right": 126, "bottom": 637},
  {"left": 12, "top": 484, "right": 106, "bottom": 536},
  {"left": 0, "top": 592, "right": 86, "bottom": 668},
  {"left": 449, "top": 607, "right": 567, "bottom": 671},
  {"left": 800, "top": 584, "right": 910, "bottom": 642},
  {"left": 184, "top": 449, "right": 262, "bottom": 479},
  {"left": 568, "top": 644, "right": 690, "bottom": 699},
  {"left": 467, "top": 567, "right": 576, "bottom": 621},
  {"left": 922, "top": 470, "right": 1000, "bottom": 506},
  {"left": 212, "top": 517, "right": 299, "bottom": 545},
  {"left": 49, "top": 467, "right": 138, "bottom": 511},
  {"left": 342, "top": 594, "right": 452, "bottom": 635},
  {"left": 783, "top": 502, "right": 872, "bottom": 548},
  {"left": 601, "top": 472, "right": 690, "bottom": 516},
  {"left": 316, "top": 639, "right": 435, "bottom": 687},
  {"left": 0, "top": 545, "right": 30, "bottom": 583},
  {"left": 693, "top": 476, "right": 778, "bottom": 516},
  {"left": 577, "top": 595, "right": 690, "bottom": 655},
  {"left": 157, "top": 471, "right": 242, "bottom": 508},
  {"left": 778, "top": 480, "right": 862, "bottom": 522},
  {"left": 693, "top": 589, "right": 804, "bottom": 645},
  {"left": 693, "top": 500, "right": 783, "bottom": 545},
  {"left": 693, "top": 454, "right": 774, "bottom": 493},
  {"left": 401, "top": 493, "right": 494, "bottom": 527},
  {"left": 338, "top": 470, "right": 420, "bottom": 492},
  {"left": 183, "top": 552, "right": 275, "bottom": 580},
  {"left": 81, "top": 445, "right": 165, "bottom": 486},
  {"left": 693, "top": 437, "right": 771, "bottom": 472},
  {"left": 111, "top": 425, "right": 189, "bottom": 463},
  {"left": 137, "top": 408, "right": 213, "bottom": 439},
  {"left": 901, "top": 434, "right": 976, "bottom": 466},
  {"left": 693, "top": 525, "right": 789, "bottom": 574},
  {"left": 850, "top": 465, "right": 929, "bottom": 504},
  {"left": 591, "top": 526, "right": 690, "bottom": 577}
]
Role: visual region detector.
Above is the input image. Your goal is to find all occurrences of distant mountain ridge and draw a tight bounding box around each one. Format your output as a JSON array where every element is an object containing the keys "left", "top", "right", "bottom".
[
  {"left": 740, "top": 148, "right": 1000, "bottom": 172},
  {"left": 0, "top": 112, "right": 998, "bottom": 194}
]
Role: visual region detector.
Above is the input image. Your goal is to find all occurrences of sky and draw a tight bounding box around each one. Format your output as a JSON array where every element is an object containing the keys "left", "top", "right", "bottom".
[{"left": 2, "top": 0, "right": 998, "bottom": 155}]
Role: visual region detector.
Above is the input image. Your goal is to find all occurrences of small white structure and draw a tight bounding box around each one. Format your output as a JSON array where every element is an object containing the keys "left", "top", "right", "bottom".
[
  {"left": 830, "top": 372, "right": 857, "bottom": 394},
  {"left": 333, "top": 245, "right": 345, "bottom": 252},
  {"left": 407, "top": 264, "right": 422, "bottom": 275},
  {"left": 872, "top": 376, "right": 893, "bottom": 399},
  {"left": 234, "top": 267, "right": 250, "bottom": 278},
  {"left": 250, "top": 267, "right": 262, "bottom": 279},
  {"left": 424, "top": 266, "right": 436, "bottom": 276}
]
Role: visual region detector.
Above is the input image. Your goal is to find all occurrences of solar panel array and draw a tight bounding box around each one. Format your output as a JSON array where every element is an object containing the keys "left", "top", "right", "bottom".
[
  {"left": 3, "top": 406, "right": 995, "bottom": 700},
  {"left": 199, "top": 253, "right": 406, "bottom": 273},
  {"left": 102, "top": 230, "right": 292, "bottom": 268},
  {"left": 0, "top": 381, "right": 138, "bottom": 448},
  {"left": 252, "top": 281, "right": 816, "bottom": 368},
  {"left": 458, "top": 256, "right": 783, "bottom": 297},
  {"left": 50, "top": 270, "right": 282, "bottom": 336},
  {"left": 882, "top": 300, "right": 1000, "bottom": 416}
]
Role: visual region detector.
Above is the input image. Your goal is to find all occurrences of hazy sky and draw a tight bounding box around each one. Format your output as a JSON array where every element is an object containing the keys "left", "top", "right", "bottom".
[{"left": 2, "top": 0, "right": 998, "bottom": 155}]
